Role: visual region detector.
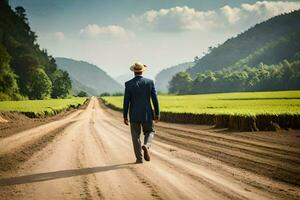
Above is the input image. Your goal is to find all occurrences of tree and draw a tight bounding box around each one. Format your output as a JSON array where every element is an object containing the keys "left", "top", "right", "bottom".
[
  {"left": 112, "top": 92, "right": 123, "bottom": 96},
  {"left": 199, "top": 72, "right": 216, "bottom": 93},
  {"left": 194, "top": 56, "right": 200, "bottom": 62},
  {"left": 182, "top": 60, "right": 300, "bottom": 94},
  {"left": 192, "top": 73, "right": 207, "bottom": 93},
  {"left": 0, "top": 2, "right": 73, "bottom": 100},
  {"left": 289, "top": 61, "right": 300, "bottom": 89},
  {"left": 169, "top": 72, "right": 192, "bottom": 94},
  {"left": 13, "top": 55, "right": 39, "bottom": 96},
  {"left": 100, "top": 92, "right": 110, "bottom": 97},
  {"left": 1, "top": 0, "right": 9, "bottom": 6},
  {"left": 15, "top": 6, "right": 27, "bottom": 22},
  {"left": 0, "top": 45, "right": 19, "bottom": 100},
  {"left": 208, "top": 46, "right": 214, "bottom": 53},
  {"left": 77, "top": 91, "right": 88, "bottom": 97},
  {"left": 29, "top": 68, "right": 52, "bottom": 99},
  {"left": 45, "top": 57, "right": 59, "bottom": 79},
  {"left": 51, "top": 70, "right": 72, "bottom": 98}
]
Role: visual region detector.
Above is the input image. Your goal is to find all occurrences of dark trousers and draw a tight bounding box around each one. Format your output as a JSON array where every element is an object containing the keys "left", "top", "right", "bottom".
[{"left": 130, "top": 122, "right": 155, "bottom": 161}]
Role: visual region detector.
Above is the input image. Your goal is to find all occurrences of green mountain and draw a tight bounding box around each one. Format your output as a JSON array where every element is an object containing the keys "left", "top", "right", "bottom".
[
  {"left": 187, "top": 10, "right": 300, "bottom": 76},
  {"left": 169, "top": 10, "right": 300, "bottom": 95},
  {"left": 0, "top": 1, "right": 71, "bottom": 100},
  {"left": 114, "top": 73, "right": 133, "bottom": 86},
  {"left": 55, "top": 57, "right": 123, "bottom": 95},
  {"left": 155, "top": 62, "right": 193, "bottom": 92},
  {"left": 71, "top": 78, "right": 97, "bottom": 96}
]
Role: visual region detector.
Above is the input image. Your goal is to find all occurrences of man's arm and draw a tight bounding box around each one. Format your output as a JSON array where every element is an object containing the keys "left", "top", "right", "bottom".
[
  {"left": 123, "top": 85, "right": 130, "bottom": 125},
  {"left": 151, "top": 81, "right": 160, "bottom": 122}
]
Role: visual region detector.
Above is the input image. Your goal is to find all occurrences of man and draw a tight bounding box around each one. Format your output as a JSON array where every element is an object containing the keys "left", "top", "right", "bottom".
[{"left": 123, "top": 62, "right": 160, "bottom": 164}]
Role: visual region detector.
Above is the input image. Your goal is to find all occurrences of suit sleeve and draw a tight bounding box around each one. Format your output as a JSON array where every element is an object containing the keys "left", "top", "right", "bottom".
[
  {"left": 151, "top": 81, "right": 160, "bottom": 117},
  {"left": 123, "top": 85, "right": 130, "bottom": 119}
]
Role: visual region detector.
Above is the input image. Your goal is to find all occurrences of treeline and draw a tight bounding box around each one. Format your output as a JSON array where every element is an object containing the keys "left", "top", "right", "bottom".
[
  {"left": 99, "top": 92, "right": 124, "bottom": 97},
  {"left": 169, "top": 60, "right": 300, "bottom": 94},
  {"left": 0, "top": 1, "right": 71, "bottom": 100}
]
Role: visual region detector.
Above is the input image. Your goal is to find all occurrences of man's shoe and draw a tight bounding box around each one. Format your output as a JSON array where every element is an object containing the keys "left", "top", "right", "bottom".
[
  {"left": 135, "top": 159, "right": 143, "bottom": 164},
  {"left": 142, "top": 145, "right": 150, "bottom": 161}
]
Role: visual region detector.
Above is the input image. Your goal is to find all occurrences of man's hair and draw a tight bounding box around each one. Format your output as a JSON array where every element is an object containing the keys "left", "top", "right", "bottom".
[{"left": 134, "top": 71, "right": 143, "bottom": 76}]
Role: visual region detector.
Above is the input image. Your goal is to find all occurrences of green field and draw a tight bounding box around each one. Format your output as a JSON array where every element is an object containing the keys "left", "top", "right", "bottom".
[
  {"left": 101, "top": 91, "right": 300, "bottom": 116},
  {"left": 0, "top": 97, "right": 87, "bottom": 117}
]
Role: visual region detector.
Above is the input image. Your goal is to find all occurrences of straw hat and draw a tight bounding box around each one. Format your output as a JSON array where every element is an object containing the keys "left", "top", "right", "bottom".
[{"left": 130, "top": 62, "right": 147, "bottom": 72}]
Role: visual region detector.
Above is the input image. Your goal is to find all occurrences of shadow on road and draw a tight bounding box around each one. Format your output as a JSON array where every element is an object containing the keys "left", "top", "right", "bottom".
[{"left": 0, "top": 162, "right": 134, "bottom": 186}]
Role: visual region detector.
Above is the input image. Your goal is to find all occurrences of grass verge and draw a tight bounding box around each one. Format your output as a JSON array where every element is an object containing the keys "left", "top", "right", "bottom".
[
  {"left": 0, "top": 97, "right": 88, "bottom": 118},
  {"left": 101, "top": 91, "right": 300, "bottom": 131}
]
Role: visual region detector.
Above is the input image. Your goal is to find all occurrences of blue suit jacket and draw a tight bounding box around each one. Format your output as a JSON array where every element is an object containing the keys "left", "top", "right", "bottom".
[{"left": 123, "top": 76, "right": 159, "bottom": 123}]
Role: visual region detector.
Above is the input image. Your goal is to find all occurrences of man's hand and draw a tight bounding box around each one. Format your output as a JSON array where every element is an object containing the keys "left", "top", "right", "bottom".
[
  {"left": 124, "top": 118, "right": 129, "bottom": 125},
  {"left": 154, "top": 115, "right": 160, "bottom": 123}
]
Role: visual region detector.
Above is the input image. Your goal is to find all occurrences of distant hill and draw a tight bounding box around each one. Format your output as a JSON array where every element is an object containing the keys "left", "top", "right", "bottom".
[
  {"left": 115, "top": 73, "right": 133, "bottom": 86},
  {"left": 71, "top": 78, "right": 97, "bottom": 96},
  {"left": 187, "top": 10, "right": 300, "bottom": 77},
  {"left": 155, "top": 62, "right": 193, "bottom": 92},
  {"left": 55, "top": 58, "right": 123, "bottom": 95}
]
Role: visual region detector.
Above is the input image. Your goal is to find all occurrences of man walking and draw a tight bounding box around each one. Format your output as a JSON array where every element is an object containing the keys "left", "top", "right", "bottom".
[{"left": 123, "top": 62, "right": 160, "bottom": 164}]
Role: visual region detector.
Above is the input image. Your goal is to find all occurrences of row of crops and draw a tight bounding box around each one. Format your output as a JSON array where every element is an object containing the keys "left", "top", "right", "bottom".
[
  {"left": 101, "top": 91, "right": 300, "bottom": 131},
  {"left": 0, "top": 97, "right": 88, "bottom": 118}
]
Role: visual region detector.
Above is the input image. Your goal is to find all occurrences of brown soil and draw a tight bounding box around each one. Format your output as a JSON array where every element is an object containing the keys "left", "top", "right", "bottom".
[
  {"left": 0, "top": 112, "right": 44, "bottom": 139},
  {"left": 0, "top": 115, "right": 8, "bottom": 123},
  {"left": 0, "top": 97, "right": 299, "bottom": 200}
]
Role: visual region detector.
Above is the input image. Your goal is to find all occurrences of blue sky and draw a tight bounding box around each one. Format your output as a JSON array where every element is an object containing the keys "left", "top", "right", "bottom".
[{"left": 9, "top": 0, "right": 300, "bottom": 78}]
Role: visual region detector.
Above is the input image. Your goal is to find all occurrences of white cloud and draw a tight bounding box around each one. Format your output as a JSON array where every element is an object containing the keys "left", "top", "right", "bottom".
[
  {"left": 129, "top": 1, "right": 300, "bottom": 32},
  {"left": 130, "top": 6, "right": 217, "bottom": 32},
  {"left": 79, "top": 24, "right": 135, "bottom": 40},
  {"left": 221, "top": 1, "right": 300, "bottom": 25},
  {"left": 53, "top": 32, "right": 65, "bottom": 40},
  {"left": 220, "top": 5, "right": 242, "bottom": 25}
]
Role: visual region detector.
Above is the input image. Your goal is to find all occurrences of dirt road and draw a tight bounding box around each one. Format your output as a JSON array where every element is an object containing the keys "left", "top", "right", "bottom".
[{"left": 0, "top": 97, "right": 299, "bottom": 200}]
